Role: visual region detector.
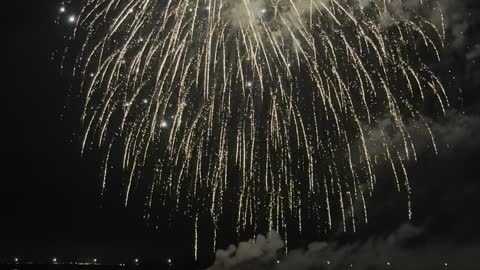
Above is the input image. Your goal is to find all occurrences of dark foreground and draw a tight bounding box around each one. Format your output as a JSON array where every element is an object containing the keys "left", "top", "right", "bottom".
[{"left": 0, "top": 265, "right": 184, "bottom": 270}]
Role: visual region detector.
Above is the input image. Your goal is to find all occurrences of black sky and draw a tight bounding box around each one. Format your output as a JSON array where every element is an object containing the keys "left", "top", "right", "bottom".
[
  {"left": 3, "top": 0, "right": 480, "bottom": 267},
  {"left": 3, "top": 0, "right": 198, "bottom": 265}
]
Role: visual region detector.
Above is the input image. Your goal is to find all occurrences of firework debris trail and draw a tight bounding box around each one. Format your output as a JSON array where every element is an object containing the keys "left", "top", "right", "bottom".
[{"left": 69, "top": 0, "right": 449, "bottom": 255}]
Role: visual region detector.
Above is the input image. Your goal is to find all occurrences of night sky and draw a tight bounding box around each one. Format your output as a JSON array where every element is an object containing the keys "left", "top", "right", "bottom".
[
  {"left": 3, "top": 0, "right": 480, "bottom": 268},
  {"left": 4, "top": 1, "right": 197, "bottom": 265}
]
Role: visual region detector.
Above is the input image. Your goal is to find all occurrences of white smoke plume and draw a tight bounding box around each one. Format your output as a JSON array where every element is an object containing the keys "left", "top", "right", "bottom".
[
  {"left": 206, "top": 224, "right": 480, "bottom": 270},
  {"left": 207, "top": 231, "right": 284, "bottom": 270}
]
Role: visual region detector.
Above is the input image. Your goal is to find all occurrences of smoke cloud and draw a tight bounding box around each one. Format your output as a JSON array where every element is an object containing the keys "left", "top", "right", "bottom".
[{"left": 207, "top": 224, "right": 479, "bottom": 270}]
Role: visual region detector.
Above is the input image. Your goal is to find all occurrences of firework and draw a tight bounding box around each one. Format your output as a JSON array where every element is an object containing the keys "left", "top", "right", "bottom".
[{"left": 69, "top": 0, "right": 448, "bottom": 252}]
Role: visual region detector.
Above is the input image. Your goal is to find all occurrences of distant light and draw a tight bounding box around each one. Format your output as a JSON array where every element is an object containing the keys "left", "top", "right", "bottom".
[
  {"left": 14, "top": 258, "right": 19, "bottom": 263},
  {"left": 134, "top": 258, "right": 139, "bottom": 264},
  {"left": 59, "top": 7, "right": 66, "bottom": 13},
  {"left": 89, "top": 73, "right": 95, "bottom": 78},
  {"left": 142, "top": 98, "right": 149, "bottom": 104},
  {"left": 167, "top": 258, "right": 173, "bottom": 264},
  {"left": 246, "top": 81, "right": 253, "bottom": 87},
  {"left": 68, "top": 15, "right": 76, "bottom": 23},
  {"left": 260, "top": 8, "right": 267, "bottom": 14},
  {"left": 93, "top": 258, "right": 97, "bottom": 263},
  {"left": 160, "top": 121, "right": 168, "bottom": 128},
  {"left": 52, "top": 258, "right": 57, "bottom": 263},
  {"left": 326, "top": 261, "right": 330, "bottom": 265},
  {"left": 444, "top": 262, "right": 448, "bottom": 267},
  {"left": 276, "top": 260, "right": 280, "bottom": 264},
  {"left": 387, "top": 261, "right": 391, "bottom": 266}
]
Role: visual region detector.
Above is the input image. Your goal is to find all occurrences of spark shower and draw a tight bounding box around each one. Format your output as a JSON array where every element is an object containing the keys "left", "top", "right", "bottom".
[{"left": 68, "top": 0, "right": 449, "bottom": 256}]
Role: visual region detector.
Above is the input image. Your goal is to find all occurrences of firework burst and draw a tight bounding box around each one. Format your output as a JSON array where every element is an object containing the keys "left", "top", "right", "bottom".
[{"left": 69, "top": 0, "right": 448, "bottom": 254}]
